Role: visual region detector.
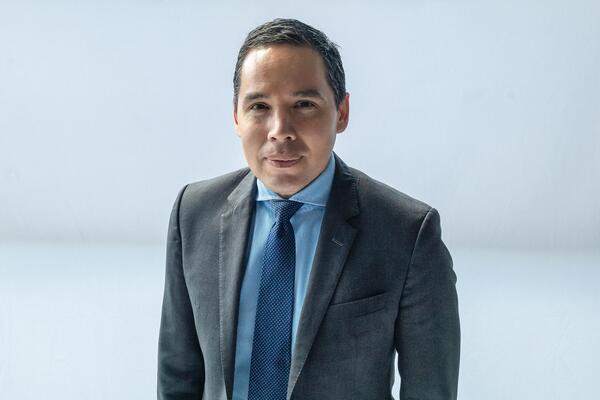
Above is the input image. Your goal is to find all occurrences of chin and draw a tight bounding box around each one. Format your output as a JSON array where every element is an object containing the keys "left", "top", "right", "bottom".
[{"left": 264, "top": 176, "right": 306, "bottom": 197}]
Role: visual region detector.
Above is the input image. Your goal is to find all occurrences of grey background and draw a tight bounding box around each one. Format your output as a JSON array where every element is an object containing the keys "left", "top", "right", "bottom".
[{"left": 1, "top": 0, "right": 599, "bottom": 399}]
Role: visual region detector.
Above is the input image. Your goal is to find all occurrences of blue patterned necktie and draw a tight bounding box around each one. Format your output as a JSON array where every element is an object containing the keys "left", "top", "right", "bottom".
[{"left": 248, "top": 199, "right": 303, "bottom": 400}]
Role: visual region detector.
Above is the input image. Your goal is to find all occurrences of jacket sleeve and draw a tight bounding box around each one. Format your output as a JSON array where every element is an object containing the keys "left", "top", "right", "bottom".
[
  {"left": 395, "top": 207, "right": 460, "bottom": 400},
  {"left": 157, "top": 184, "right": 205, "bottom": 399}
]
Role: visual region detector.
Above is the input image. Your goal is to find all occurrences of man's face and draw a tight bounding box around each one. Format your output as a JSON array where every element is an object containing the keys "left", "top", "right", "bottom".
[{"left": 234, "top": 44, "right": 349, "bottom": 198}]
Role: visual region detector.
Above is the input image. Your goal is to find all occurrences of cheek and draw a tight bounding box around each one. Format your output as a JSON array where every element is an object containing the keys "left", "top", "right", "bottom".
[
  {"left": 301, "top": 113, "right": 338, "bottom": 137},
  {"left": 240, "top": 131, "right": 265, "bottom": 156},
  {"left": 303, "top": 122, "right": 336, "bottom": 147}
]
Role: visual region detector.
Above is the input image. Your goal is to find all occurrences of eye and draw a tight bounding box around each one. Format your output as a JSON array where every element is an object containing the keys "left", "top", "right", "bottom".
[
  {"left": 249, "top": 103, "right": 269, "bottom": 111},
  {"left": 296, "top": 100, "right": 316, "bottom": 108}
]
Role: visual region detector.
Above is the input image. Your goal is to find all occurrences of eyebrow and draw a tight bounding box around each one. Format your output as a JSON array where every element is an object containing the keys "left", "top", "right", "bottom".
[
  {"left": 243, "top": 92, "right": 268, "bottom": 103},
  {"left": 242, "top": 89, "right": 325, "bottom": 104},
  {"left": 292, "top": 89, "right": 325, "bottom": 99}
]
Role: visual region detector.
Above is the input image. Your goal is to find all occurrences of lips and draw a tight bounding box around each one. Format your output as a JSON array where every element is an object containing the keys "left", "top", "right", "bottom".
[{"left": 266, "top": 156, "right": 302, "bottom": 168}]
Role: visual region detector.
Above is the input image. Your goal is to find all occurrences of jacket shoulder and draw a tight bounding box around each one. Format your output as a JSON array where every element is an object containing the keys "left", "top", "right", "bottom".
[
  {"left": 348, "top": 166, "right": 433, "bottom": 219},
  {"left": 186, "top": 168, "right": 250, "bottom": 195},
  {"left": 177, "top": 167, "right": 252, "bottom": 213}
]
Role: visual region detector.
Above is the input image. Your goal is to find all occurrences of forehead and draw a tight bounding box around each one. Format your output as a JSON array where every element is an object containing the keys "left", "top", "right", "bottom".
[{"left": 239, "top": 44, "right": 330, "bottom": 93}]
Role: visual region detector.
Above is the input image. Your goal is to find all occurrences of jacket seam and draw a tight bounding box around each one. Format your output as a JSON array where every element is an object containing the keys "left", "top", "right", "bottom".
[{"left": 398, "top": 206, "right": 434, "bottom": 312}]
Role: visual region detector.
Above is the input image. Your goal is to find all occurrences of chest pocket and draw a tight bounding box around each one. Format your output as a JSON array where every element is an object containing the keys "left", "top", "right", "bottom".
[
  {"left": 325, "top": 291, "right": 392, "bottom": 338},
  {"left": 326, "top": 291, "right": 391, "bottom": 319}
]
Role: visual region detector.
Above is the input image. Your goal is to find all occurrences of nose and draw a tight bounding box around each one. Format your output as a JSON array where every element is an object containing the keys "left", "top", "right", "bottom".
[{"left": 267, "top": 109, "right": 296, "bottom": 142}]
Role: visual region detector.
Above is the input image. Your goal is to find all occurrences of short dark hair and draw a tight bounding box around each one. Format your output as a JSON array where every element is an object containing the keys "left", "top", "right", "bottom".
[{"left": 233, "top": 18, "right": 346, "bottom": 109}]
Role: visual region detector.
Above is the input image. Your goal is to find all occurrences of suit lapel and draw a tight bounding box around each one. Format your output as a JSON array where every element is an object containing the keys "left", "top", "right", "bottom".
[
  {"left": 219, "top": 170, "right": 256, "bottom": 400},
  {"left": 287, "top": 154, "right": 360, "bottom": 399}
]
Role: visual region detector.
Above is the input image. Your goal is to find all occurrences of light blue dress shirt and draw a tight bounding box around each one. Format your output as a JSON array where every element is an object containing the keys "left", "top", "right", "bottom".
[{"left": 231, "top": 154, "right": 336, "bottom": 400}]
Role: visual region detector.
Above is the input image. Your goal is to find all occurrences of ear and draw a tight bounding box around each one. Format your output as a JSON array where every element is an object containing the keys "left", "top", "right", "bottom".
[
  {"left": 233, "top": 98, "right": 241, "bottom": 137},
  {"left": 335, "top": 92, "right": 350, "bottom": 134}
]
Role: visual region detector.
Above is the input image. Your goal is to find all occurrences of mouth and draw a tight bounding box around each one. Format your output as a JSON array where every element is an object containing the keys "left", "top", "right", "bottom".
[{"left": 266, "top": 156, "right": 302, "bottom": 168}]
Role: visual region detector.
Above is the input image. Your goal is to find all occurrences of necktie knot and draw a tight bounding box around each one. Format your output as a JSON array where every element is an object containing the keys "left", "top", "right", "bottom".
[{"left": 271, "top": 200, "right": 303, "bottom": 224}]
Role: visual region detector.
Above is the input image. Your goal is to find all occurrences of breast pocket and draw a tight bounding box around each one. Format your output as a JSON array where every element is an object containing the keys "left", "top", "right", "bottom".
[{"left": 326, "top": 291, "right": 391, "bottom": 336}]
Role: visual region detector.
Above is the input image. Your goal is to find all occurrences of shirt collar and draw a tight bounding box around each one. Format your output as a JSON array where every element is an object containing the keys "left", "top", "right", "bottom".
[{"left": 256, "top": 153, "right": 336, "bottom": 207}]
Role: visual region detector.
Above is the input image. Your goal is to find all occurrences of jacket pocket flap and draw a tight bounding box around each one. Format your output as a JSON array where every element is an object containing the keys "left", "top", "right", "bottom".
[{"left": 326, "top": 291, "right": 390, "bottom": 319}]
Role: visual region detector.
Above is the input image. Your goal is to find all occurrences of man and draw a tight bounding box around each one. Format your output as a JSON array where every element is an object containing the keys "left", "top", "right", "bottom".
[{"left": 158, "top": 18, "right": 460, "bottom": 400}]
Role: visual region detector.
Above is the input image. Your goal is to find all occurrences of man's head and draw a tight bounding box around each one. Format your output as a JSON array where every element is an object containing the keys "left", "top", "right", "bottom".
[{"left": 233, "top": 18, "right": 350, "bottom": 198}]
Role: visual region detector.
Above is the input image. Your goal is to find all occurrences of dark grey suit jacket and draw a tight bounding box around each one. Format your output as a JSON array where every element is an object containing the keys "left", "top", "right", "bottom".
[{"left": 157, "top": 154, "right": 460, "bottom": 399}]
